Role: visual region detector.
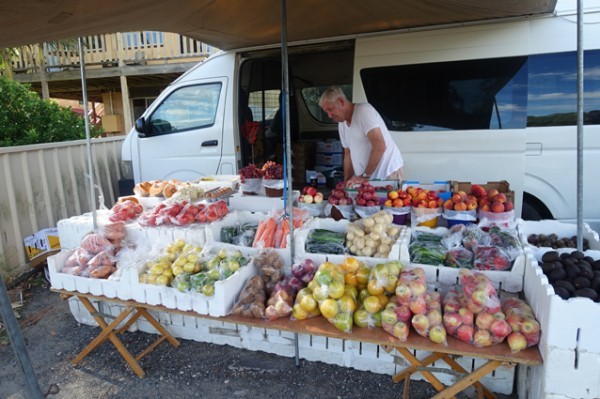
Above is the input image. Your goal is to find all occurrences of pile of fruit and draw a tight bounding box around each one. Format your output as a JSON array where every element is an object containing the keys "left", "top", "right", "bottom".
[
  {"left": 328, "top": 182, "right": 353, "bottom": 206},
  {"left": 406, "top": 186, "right": 444, "bottom": 209},
  {"left": 109, "top": 198, "right": 144, "bottom": 222},
  {"left": 138, "top": 200, "right": 229, "bottom": 226},
  {"left": 383, "top": 189, "right": 412, "bottom": 208},
  {"left": 467, "top": 184, "right": 514, "bottom": 214},
  {"left": 139, "top": 242, "right": 249, "bottom": 297},
  {"left": 354, "top": 182, "right": 380, "bottom": 207},
  {"left": 409, "top": 224, "right": 521, "bottom": 270},
  {"left": 538, "top": 250, "right": 600, "bottom": 301},
  {"left": 298, "top": 185, "right": 324, "bottom": 204},
  {"left": 527, "top": 233, "right": 590, "bottom": 250}
]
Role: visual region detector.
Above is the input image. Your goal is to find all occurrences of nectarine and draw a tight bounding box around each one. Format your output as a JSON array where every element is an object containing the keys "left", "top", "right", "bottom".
[{"left": 491, "top": 201, "right": 505, "bottom": 213}]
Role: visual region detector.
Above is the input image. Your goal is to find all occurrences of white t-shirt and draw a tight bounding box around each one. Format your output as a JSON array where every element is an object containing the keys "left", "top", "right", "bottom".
[{"left": 338, "top": 103, "right": 404, "bottom": 179}]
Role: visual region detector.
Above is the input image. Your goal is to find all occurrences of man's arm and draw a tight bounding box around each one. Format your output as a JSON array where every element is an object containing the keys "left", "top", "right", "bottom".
[
  {"left": 343, "top": 147, "right": 354, "bottom": 182},
  {"left": 363, "top": 128, "right": 387, "bottom": 176}
]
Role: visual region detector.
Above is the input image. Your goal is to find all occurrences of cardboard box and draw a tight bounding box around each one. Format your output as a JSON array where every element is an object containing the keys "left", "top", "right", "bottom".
[
  {"left": 316, "top": 153, "right": 343, "bottom": 167},
  {"left": 102, "top": 114, "right": 124, "bottom": 132},
  {"left": 23, "top": 227, "right": 61, "bottom": 260},
  {"left": 316, "top": 140, "right": 343, "bottom": 154},
  {"left": 451, "top": 180, "right": 514, "bottom": 203}
]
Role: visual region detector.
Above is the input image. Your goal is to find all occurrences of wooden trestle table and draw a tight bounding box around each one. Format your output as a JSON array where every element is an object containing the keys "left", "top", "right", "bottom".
[{"left": 53, "top": 289, "right": 542, "bottom": 399}]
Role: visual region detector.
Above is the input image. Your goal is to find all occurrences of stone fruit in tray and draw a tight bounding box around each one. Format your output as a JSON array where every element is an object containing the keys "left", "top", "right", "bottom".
[
  {"left": 298, "top": 186, "right": 324, "bottom": 204},
  {"left": 328, "top": 182, "right": 353, "bottom": 206},
  {"left": 527, "top": 233, "right": 590, "bottom": 250}
]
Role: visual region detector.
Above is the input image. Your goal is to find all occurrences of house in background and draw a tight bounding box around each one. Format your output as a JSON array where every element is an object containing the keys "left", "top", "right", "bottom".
[{"left": 10, "top": 31, "right": 216, "bottom": 135}]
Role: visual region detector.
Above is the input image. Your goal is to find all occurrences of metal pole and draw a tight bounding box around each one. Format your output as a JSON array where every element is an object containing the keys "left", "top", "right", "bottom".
[
  {"left": 281, "top": 0, "right": 299, "bottom": 368},
  {"left": 576, "top": 0, "right": 584, "bottom": 251},
  {"left": 0, "top": 275, "right": 44, "bottom": 398},
  {"left": 79, "top": 37, "right": 97, "bottom": 230},
  {"left": 281, "top": 0, "right": 294, "bottom": 264}
]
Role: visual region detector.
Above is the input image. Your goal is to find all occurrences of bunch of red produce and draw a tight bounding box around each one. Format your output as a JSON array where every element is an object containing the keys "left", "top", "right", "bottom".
[
  {"left": 138, "top": 200, "right": 228, "bottom": 226},
  {"left": 406, "top": 186, "right": 444, "bottom": 209},
  {"left": 355, "top": 181, "right": 379, "bottom": 207},
  {"left": 298, "top": 186, "right": 324, "bottom": 204},
  {"left": 109, "top": 199, "right": 144, "bottom": 222},
  {"left": 469, "top": 184, "right": 514, "bottom": 213},
  {"left": 328, "top": 182, "right": 353, "bottom": 206}
]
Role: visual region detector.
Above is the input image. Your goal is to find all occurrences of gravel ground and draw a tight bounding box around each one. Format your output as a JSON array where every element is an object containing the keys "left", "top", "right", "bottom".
[{"left": 0, "top": 275, "right": 516, "bottom": 399}]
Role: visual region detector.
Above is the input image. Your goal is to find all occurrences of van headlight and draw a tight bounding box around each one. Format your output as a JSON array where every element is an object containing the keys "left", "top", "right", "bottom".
[{"left": 121, "top": 160, "right": 133, "bottom": 180}]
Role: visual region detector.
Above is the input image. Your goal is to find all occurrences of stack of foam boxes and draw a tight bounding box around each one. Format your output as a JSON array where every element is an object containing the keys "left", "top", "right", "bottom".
[
  {"left": 315, "top": 140, "right": 343, "bottom": 187},
  {"left": 515, "top": 220, "right": 600, "bottom": 399}
]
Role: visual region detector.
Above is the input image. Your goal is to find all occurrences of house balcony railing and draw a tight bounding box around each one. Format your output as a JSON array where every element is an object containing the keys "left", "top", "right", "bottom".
[{"left": 10, "top": 31, "right": 216, "bottom": 74}]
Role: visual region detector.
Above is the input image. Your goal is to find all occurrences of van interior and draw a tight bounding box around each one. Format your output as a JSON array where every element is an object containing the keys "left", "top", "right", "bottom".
[{"left": 237, "top": 41, "right": 355, "bottom": 189}]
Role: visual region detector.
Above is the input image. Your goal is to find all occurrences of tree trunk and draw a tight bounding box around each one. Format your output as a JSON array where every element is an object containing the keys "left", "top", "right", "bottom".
[
  {"left": 1, "top": 48, "right": 14, "bottom": 80},
  {"left": 38, "top": 45, "right": 49, "bottom": 99}
]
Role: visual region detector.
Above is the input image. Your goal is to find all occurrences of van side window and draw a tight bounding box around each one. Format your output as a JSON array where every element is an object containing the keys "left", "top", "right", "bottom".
[
  {"left": 360, "top": 57, "right": 528, "bottom": 131},
  {"left": 149, "top": 83, "right": 222, "bottom": 135},
  {"left": 528, "top": 50, "right": 600, "bottom": 126}
]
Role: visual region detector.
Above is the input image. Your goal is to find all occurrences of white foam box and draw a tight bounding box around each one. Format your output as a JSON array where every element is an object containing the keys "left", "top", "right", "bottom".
[
  {"left": 522, "top": 248, "right": 600, "bottom": 399},
  {"left": 294, "top": 217, "right": 406, "bottom": 268},
  {"left": 131, "top": 245, "right": 258, "bottom": 317},
  {"left": 407, "top": 226, "right": 526, "bottom": 292},
  {"left": 56, "top": 211, "right": 112, "bottom": 250},
  {"left": 517, "top": 219, "right": 600, "bottom": 259},
  {"left": 316, "top": 139, "right": 343, "bottom": 153},
  {"left": 228, "top": 191, "right": 300, "bottom": 213},
  {"left": 205, "top": 210, "right": 301, "bottom": 273}
]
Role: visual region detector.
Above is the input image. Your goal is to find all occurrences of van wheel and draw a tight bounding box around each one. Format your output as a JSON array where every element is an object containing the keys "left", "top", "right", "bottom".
[{"left": 521, "top": 201, "right": 542, "bottom": 221}]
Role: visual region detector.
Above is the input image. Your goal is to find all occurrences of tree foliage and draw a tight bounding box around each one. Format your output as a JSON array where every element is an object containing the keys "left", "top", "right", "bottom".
[{"left": 0, "top": 77, "right": 102, "bottom": 146}]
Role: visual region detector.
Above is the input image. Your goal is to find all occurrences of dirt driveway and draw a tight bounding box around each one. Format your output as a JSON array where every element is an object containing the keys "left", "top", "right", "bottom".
[{"left": 1, "top": 275, "right": 514, "bottom": 399}]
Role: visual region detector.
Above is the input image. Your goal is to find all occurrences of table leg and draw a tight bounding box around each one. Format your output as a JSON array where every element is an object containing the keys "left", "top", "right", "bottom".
[
  {"left": 136, "top": 308, "right": 180, "bottom": 347},
  {"left": 432, "top": 360, "right": 501, "bottom": 399},
  {"left": 394, "top": 347, "right": 450, "bottom": 395},
  {"left": 393, "top": 351, "right": 446, "bottom": 382},
  {"left": 73, "top": 298, "right": 145, "bottom": 377},
  {"left": 440, "top": 355, "right": 496, "bottom": 399}
]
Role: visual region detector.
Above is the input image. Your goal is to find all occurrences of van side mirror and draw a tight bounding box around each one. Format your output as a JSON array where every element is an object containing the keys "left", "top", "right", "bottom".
[{"left": 134, "top": 118, "right": 148, "bottom": 137}]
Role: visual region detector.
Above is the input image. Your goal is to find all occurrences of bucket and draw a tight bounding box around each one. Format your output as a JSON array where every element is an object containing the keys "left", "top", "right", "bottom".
[
  {"left": 265, "top": 187, "right": 284, "bottom": 198},
  {"left": 393, "top": 213, "right": 408, "bottom": 225}
]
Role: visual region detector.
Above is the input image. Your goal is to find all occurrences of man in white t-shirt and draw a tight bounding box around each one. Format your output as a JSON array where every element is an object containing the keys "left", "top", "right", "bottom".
[{"left": 319, "top": 87, "right": 404, "bottom": 188}]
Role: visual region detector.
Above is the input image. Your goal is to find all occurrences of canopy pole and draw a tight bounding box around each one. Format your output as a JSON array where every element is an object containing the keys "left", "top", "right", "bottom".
[
  {"left": 576, "top": 0, "right": 584, "bottom": 251},
  {"left": 79, "top": 37, "right": 97, "bottom": 230},
  {"left": 282, "top": 0, "right": 294, "bottom": 264},
  {"left": 0, "top": 274, "right": 44, "bottom": 398}
]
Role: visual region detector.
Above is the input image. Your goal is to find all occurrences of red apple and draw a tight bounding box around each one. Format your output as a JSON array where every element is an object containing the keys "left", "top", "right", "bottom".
[
  {"left": 427, "top": 309, "right": 443, "bottom": 326},
  {"left": 473, "top": 329, "right": 493, "bottom": 347},
  {"left": 307, "top": 187, "right": 318, "bottom": 196},
  {"left": 520, "top": 318, "right": 540, "bottom": 334},
  {"left": 458, "top": 307, "right": 474, "bottom": 326},
  {"left": 429, "top": 325, "right": 447, "bottom": 344},
  {"left": 456, "top": 324, "right": 474, "bottom": 343},
  {"left": 395, "top": 305, "right": 412, "bottom": 323},
  {"left": 392, "top": 321, "right": 410, "bottom": 341},
  {"left": 409, "top": 298, "right": 427, "bottom": 315},
  {"left": 412, "top": 314, "right": 430, "bottom": 332},
  {"left": 476, "top": 312, "right": 495, "bottom": 330},
  {"left": 490, "top": 319, "right": 512, "bottom": 339},
  {"left": 506, "top": 332, "right": 528, "bottom": 352},
  {"left": 443, "top": 312, "right": 463, "bottom": 333}
]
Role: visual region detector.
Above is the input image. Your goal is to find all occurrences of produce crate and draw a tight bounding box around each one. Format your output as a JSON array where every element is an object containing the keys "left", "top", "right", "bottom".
[
  {"left": 521, "top": 248, "right": 600, "bottom": 399},
  {"left": 204, "top": 210, "right": 306, "bottom": 273},
  {"left": 228, "top": 191, "right": 300, "bottom": 213},
  {"left": 131, "top": 244, "right": 258, "bottom": 317},
  {"left": 450, "top": 180, "right": 515, "bottom": 203},
  {"left": 406, "top": 226, "right": 526, "bottom": 292},
  {"left": 47, "top": 250, "right": 138, "bottom": 300},
  {"left": 517, "top": 219, "right": 600, "bottom": 258},
  {"left": 23, "top": 227, "right": 61, "bottom": 261},
  {"left": 316, "top": 139, "right": 342, "bottom": 153},
  {"left": 293, "top": 217, "right": 406, "bottom": 267},
  {"left": 401, "top": 180, "right": 452, "bottom": 201}
]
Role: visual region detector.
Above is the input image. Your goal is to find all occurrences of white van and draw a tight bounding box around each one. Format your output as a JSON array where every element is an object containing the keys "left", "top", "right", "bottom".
[{"left": 120, "top": 0, "right": 600, "bottom": 229}]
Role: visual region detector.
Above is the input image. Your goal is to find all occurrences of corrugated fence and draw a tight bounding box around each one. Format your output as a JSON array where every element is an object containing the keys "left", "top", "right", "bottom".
[{"left": 0, "top": 136, "right": 124, "bottom": 280}]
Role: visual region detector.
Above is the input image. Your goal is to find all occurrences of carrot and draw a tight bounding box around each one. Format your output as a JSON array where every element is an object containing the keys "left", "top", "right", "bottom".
[
  {"left": 265, "top": 218, "right": 277, "bottom": 247},
  {"left": 280, "top": 219, "right": 290, "bottom": 248},
  {"left": 252, "top": 219, "right": 268, "bottom": 247}
]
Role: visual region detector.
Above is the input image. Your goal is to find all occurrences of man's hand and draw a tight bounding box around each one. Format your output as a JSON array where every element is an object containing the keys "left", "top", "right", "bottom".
[{"left": 345, "top": 175, "right": 369, "bottom": 188}]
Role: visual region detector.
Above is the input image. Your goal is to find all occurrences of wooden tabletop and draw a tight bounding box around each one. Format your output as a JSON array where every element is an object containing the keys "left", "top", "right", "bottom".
[{"left": 52, "top": 289, "right": 542, "bottom": 366}]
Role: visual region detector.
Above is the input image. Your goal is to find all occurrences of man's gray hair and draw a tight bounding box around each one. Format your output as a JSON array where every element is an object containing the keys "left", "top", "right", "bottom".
[{"left": 319, "top": 86, "right": 347, "bottom": 107}]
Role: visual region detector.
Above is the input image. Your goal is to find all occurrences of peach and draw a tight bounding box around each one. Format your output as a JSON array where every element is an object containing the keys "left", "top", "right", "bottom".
[
  {"left": 392, "top": 198, "right": 403, "bottom": 208},
  {"left": 454, "top": 201, "right": 467, "bottom": 211},
  {"left": 470, "top": 184, "right": 487, "bottom": 198},
  {"left": 384, "top": 199, "right": 393, "bottom": 207},
  {"left": 388, "top": 190, "right": 399, "bottom": 200},
  {"left": 465, "top": 199, "right": 478, "bottom": 211},
  {"left": 451, "top": 193, "right": 463, "bottom": 204},
  {"left": 487, "top": 189, "right": 499, "bottom": 200},
  {"left": 428, "top": 200, "right": 440, "bottom": 209},
  {"left": 443, "top": 199, "right": 454, "bottom": 210},
  {"left": 491, "top": 201, "right": 505, "bottom": 213},
  {"left": 504, "top": 201, "right": 514, "bottom": 211},
  {"left": 480, "top": 203, "right": 491, "bottom": 212},
  {"left": 494, "top": 193, "right": 507, "bottom": 203}
]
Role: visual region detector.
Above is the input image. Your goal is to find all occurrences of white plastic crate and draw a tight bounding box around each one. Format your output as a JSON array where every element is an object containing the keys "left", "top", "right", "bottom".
[
  {"left": 56, "top": 211, "right": 112, "bottom": 250},
  {"left": 522, "top": 248, "right": 600, "bottom": 399},
  {"left": 408, "top": 226, "right": 526, "bottom": 292},
  {"left": 228, "top": 191, "right": 300, "bottom": 213},
  {"left": 517, "top": 219, "right": 600, "bottom": 259},
  {"left": 294, "top": 217, "right": 406, "bottom": 268}
]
